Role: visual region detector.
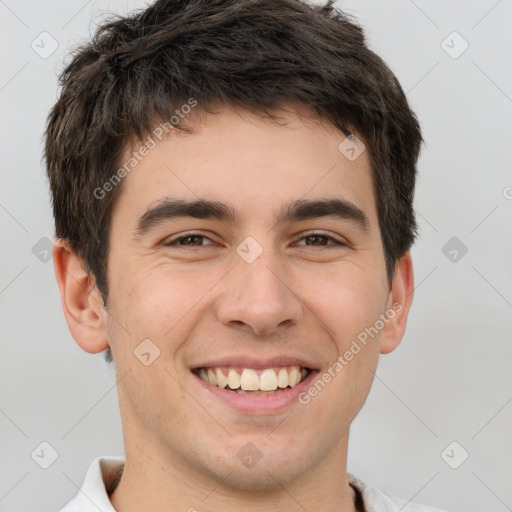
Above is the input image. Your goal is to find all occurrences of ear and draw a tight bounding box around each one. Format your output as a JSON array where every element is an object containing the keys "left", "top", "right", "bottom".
[
  {"left": 53, "top": 239, "right": 110, "bottom": 354},
  {"left": 380, "top": 251, "right": 414, "bottom": 355}
]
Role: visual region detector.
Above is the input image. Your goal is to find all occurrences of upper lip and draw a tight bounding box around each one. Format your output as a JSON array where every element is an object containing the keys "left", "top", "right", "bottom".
[{"left": 191, "top": 355, "right": 318, "bottom": 371}]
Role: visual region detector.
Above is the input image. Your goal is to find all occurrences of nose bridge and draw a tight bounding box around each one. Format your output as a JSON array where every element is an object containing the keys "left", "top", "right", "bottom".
[{"left": 215, "top": 239, "right": 303, "bottom": 335}]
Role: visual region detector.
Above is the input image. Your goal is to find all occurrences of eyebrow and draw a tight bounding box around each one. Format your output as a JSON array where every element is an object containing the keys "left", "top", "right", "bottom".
[{"left": 134, "top": 197, "right": 370, "bottom": 237}]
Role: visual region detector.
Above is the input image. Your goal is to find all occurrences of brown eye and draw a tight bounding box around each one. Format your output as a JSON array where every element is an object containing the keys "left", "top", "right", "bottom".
[
  {"left": 164, "top": 233, "right": 214, "bottom": 246},
  {"left": 178, "top": 235, "right": 204, "bottom": 246},
  {"left": 304, "top": 235, "right": 329, "bottom": 246},
  {"left": 295, "top": 233, "right": 344, "bottom": 247}
]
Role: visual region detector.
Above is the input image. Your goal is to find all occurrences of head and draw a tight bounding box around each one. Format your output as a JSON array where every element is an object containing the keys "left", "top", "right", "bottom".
[{"left": 46, "top": 0, "right": 421, "bottom": 494}]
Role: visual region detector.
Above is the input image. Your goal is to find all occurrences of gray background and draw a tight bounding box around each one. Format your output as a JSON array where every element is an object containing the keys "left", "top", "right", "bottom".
[{"left": 1, "top": 0, "right": 511, "bottom": 510}]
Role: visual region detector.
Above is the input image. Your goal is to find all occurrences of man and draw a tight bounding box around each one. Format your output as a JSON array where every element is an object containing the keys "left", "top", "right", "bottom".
[{"left": 46, "top": 0, "right": 446, "bottom": 510}]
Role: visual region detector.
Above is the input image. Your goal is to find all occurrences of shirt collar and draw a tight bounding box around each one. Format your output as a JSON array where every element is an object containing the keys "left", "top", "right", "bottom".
[{"left": 59, "top": 456, "right": 124, "bottom": 512}]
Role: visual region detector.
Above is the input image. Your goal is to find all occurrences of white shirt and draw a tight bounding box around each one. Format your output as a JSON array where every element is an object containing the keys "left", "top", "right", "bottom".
[{"left": 58, "top": 456, "right": 449, "bottom": 512}]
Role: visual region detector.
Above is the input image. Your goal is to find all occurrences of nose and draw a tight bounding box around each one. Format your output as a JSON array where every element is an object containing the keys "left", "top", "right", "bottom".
[{"left": 214, "top": 251, "right": 304, "bottom": 336}]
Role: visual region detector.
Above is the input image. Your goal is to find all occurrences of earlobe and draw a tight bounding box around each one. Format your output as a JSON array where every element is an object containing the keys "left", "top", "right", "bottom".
[
  {"left": 53, "top": 239, "right": 110, "bottom": 354},
  {"left": 380, "top": 252, "right": 414, "bottom": 355}
]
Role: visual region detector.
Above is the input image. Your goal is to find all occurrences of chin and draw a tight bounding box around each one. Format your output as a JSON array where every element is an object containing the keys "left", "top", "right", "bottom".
[
  {"left": 208, "top": 461, "right": 305, "bottom": 493},
  {"left": 195, "top": 444, "right": 315, "bottom": 493}
]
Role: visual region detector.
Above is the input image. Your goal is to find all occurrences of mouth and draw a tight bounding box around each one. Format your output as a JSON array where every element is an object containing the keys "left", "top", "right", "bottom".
[{"left": 192, "top": 365, "right": 312, "bottom": 396}]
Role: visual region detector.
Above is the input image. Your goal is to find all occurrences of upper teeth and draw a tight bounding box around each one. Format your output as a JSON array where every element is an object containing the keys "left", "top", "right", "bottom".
[{"left": 197, "top": 366, "right": 307, "bottom": 391}]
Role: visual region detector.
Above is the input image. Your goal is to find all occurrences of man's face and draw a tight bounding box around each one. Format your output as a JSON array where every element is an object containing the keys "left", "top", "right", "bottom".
[{"left": 104, "top": 106, "right": 401, "bottom": 489}]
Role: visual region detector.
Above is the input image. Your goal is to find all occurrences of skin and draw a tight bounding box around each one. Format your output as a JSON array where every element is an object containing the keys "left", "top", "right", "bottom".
[{"left": 53, "top": 105, "right": 414, "bottom": 512}]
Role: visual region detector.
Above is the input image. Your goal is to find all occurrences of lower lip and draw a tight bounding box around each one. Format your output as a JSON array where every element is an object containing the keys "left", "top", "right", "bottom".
[{"left": 192, "top": 370, "right": 318, "bottom": 415}]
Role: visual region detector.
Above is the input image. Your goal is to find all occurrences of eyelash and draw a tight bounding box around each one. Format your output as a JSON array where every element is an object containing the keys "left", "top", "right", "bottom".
[{"left": 163, "top": 231, "right": 346, "bottom": 248}]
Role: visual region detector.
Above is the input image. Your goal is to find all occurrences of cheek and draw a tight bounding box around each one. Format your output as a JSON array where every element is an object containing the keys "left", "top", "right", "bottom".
[
  {"left": 302, "top": 265, "right": 386, "bottom": 420},
  {"left": 295, "top": 263, "right": 387, "bottom": 345},
  {"left": 113, "top": 262, "right": 227, "bottom": 343}
]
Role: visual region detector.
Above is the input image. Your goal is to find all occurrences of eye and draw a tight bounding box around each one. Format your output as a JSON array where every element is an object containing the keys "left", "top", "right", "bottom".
[
  {"left": 163, "top": 233, "right": 215, "bottom": 247},
  {"left": 162, "top": 231, "right": 346, "bottom": 249},
  {"left": 294, "top": 232, "right": 346, "bottom": 247}
]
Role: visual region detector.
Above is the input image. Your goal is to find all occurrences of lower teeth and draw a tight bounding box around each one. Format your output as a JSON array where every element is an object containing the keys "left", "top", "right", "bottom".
[{"left": 230, "top": 388, "right": 289, "bottom": 396}]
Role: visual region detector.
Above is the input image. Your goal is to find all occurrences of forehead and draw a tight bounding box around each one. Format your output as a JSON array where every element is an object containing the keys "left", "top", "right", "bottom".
[{"left": 113, "top": 105, "right": 378, "bottom": 229}]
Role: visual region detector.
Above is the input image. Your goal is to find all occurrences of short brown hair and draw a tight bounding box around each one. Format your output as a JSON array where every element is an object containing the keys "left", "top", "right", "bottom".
[{"left": 45, "top": 0, "right": 422, "bottom": 362}]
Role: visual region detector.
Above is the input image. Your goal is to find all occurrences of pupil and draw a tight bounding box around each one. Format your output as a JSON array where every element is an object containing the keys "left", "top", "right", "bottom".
[
  {"left": 307, "top": 235, "right": 326, "bottom": 246},
  {"left": 182, "top": 235, "right": 202, "bottom": 245}
]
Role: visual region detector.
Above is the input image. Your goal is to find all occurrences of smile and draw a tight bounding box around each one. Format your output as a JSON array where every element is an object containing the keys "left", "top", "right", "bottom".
[{"left": 194, "top": 365, "right": 311, "bottom": 395}]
